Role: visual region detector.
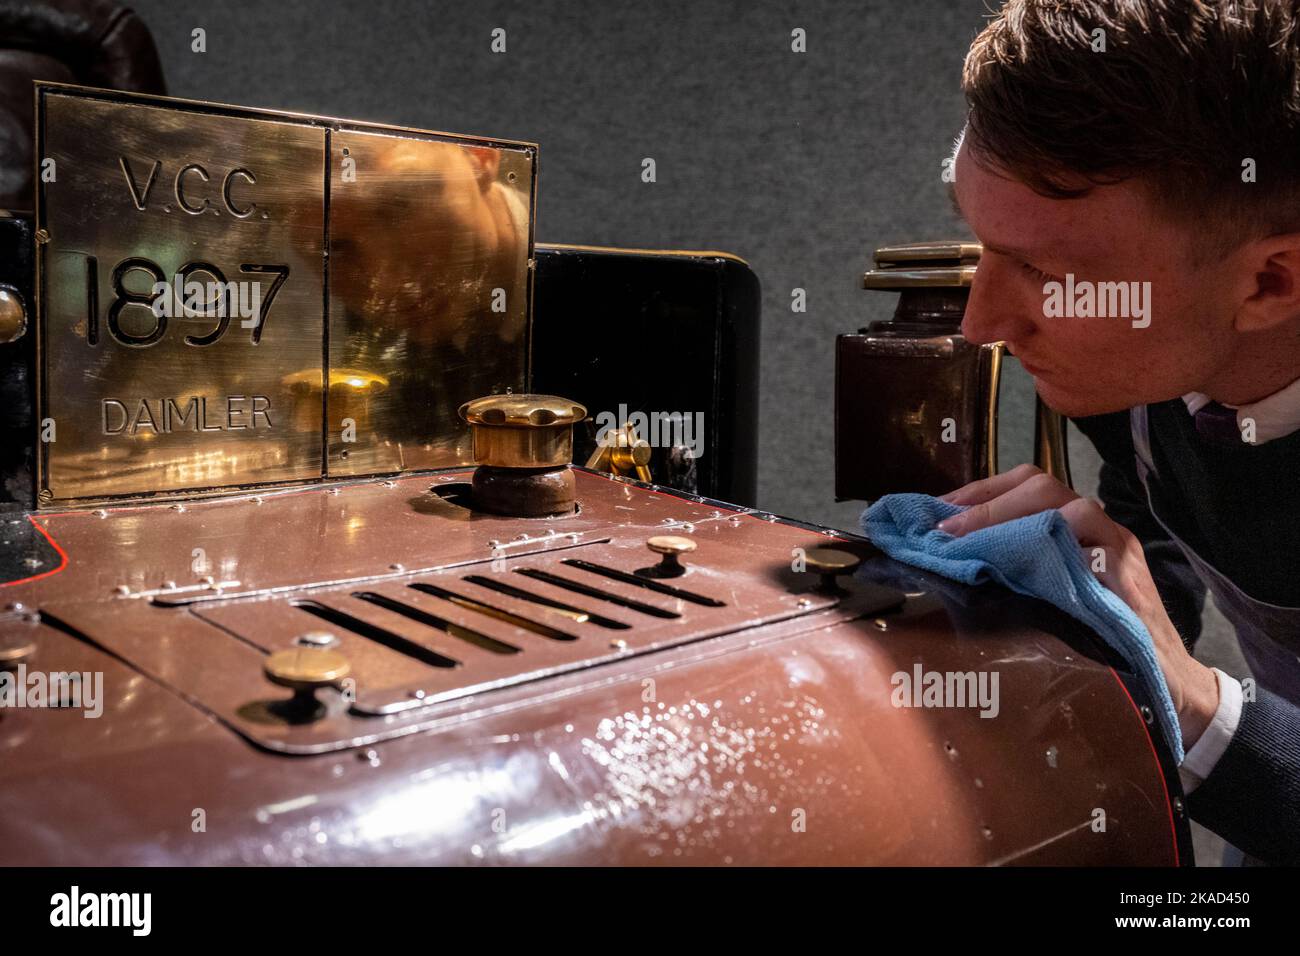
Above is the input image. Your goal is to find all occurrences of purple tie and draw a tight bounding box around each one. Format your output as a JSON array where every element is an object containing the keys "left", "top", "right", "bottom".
[{"left": 1193, "top": 400, "right": 1243, "bottom": 447}]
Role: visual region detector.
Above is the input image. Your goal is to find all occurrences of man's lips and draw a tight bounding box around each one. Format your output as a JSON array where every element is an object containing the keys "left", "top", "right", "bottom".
[{"left": 1007, "top": 347, "right": 1050, "bottom": 376}]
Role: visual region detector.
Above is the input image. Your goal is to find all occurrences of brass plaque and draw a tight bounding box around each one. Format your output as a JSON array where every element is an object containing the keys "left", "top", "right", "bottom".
[{"left": 34, "top": 85, "right": 536, "bottom": 505}]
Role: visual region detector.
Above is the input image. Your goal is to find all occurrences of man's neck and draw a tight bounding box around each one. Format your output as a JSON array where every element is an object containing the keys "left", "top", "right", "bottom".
[{"left": 1199, "top": 324, "right": 1300, "bottom": 405}]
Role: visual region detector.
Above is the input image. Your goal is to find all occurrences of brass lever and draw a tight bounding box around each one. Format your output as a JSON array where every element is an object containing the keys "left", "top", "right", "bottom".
[
  {"left": 1033, "top": 397, "right": 1073, "bottom": 488},
  {"left": 586, "top": 421, "right": 653, "bottom": 482}
]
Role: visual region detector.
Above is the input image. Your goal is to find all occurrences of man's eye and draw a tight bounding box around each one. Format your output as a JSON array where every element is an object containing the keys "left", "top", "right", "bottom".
[{"left": 1018, "top": 260, "right": 1056, "bottom": 283}]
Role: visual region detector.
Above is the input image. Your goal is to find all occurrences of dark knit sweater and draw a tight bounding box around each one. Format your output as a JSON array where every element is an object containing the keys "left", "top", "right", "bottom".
[
  {"left": 1188, "top": 688, "right": 1300, "bottom": 864},
  {"left": 1073, "top": 404, "right": 1300, "bottom": 864}
]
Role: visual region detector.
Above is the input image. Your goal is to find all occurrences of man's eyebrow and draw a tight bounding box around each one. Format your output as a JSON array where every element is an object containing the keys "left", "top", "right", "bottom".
[
  {"left": 948, "top": 181, "right": 1052, "bottom": 263},
  {"left": 951, "top": 178, "right": 1060, "bottom": 261}
]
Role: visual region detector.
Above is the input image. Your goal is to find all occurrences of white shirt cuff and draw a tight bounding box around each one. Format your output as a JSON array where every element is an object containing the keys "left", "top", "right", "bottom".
[{"left": 1178, "top": 668, "right": 1244, "bottom": 794}]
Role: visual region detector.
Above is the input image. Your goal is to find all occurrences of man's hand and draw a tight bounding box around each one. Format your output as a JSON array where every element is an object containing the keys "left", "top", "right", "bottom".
[{"left": 938, "top": 463, "right": 1220, "bottom": 748}]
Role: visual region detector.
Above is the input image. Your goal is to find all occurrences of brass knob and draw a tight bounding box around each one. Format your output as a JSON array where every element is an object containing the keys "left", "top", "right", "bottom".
[
  {"left": 0, "top": 285, "right": 26, "bottom": 344},
  {"left": 459, "top": 394, "right": 587, "bottom": 468},
  {"left": 804, "top": 547, "right": 862, "bottom": 590},
  {"left": 264, "top": 646, "right": 351, "bottom": 716},
  {"left": 645, "top": 535, "right": 696, "bottom": 577},
  {"left": 0, "top": 635, "right": 36, "bottom": 671},
  {"left": 265, "top": 647, "right": 351, "bottom": 690}
]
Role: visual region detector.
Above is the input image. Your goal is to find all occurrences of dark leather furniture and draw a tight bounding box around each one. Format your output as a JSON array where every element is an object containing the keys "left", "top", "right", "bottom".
[{"left": 0, "top": 0, "right": 165, "bottom": 210}]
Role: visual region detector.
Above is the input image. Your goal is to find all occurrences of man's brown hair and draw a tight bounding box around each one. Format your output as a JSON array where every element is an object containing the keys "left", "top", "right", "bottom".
[{"left": 962, "top": 0, "right": 1300, "bottom": 249}]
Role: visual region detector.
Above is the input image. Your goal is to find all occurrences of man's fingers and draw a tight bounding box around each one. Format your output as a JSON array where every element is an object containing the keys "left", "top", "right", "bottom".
[
  {"left": 937, "top": 471, "right": 1077, "bottom": 536},
  {"left": 1058, "top": 497, "right": 1152, "bottom": 615},
  {"left": 1057, "top": 498, "right": 1148, "bottom": 606},
  {"left": 1057, "top": 496, "right": 1129, "bottom": 549},
  {"left": 940, "top": 463, "right": 1045, "bottom": 506},
  {"left": 1078, "top": 541, "right": 1119, "bottom": 579}
]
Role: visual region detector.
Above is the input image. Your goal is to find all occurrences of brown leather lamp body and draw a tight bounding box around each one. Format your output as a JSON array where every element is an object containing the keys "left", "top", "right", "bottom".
[
  {"left": 460, "top": 394, "right": 588, "bottom": 517},
  {"left": 836, "top": 241, "right": 1071, "bottom": 500}
]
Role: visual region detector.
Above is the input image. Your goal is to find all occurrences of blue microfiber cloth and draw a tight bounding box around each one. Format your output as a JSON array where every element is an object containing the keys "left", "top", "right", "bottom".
[{"left": 863, "top": 493, "right": 1184, "bottom": 762}]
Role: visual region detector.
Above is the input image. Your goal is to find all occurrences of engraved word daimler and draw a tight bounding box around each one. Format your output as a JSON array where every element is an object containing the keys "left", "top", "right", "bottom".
[{"left": 102, "top": 395, "right": 272, "bottom": 436}]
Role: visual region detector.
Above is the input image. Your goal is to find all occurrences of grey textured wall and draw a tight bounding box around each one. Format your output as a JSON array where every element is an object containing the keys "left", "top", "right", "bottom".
[{"left": 126, "top": 0, "right": 1090, "bottom": 529}]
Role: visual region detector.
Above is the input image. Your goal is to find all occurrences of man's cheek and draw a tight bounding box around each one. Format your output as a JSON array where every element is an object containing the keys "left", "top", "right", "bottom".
[{"left": 1039, "top": 318, "right": 1121, "bottom": 355}]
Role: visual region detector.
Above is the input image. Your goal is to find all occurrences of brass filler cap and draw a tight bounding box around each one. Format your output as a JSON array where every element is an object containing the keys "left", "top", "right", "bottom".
[{"left": 459, "top": 394, "right": 588, "bottom": 469}]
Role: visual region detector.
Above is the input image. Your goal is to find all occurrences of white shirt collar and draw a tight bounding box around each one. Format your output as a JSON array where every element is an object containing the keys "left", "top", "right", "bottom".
[{"left": 1182, "top": 376, "right": 1300, "bottom": 444}]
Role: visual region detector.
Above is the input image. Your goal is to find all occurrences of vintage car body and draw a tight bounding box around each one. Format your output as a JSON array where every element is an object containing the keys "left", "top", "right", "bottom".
[
  {"left": 0, "top": 85, "right": 1189, "bottom": 866},
  {"left": 1, "top": 467, "right": 1187, "bottom": 865}
]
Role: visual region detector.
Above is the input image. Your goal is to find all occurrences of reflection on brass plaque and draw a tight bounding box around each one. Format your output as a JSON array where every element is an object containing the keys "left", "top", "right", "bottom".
[
  {"left": 35, "top": 85, "right": 536, "bottom": 505},
  {"left": 327, "top": 129, "right": 533, "bottom": 475}
]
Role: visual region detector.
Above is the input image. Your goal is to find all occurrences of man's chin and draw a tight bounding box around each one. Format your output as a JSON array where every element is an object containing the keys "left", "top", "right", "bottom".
[{"left": 1030, "top": 378, "right": 1142, "bottom": 419}]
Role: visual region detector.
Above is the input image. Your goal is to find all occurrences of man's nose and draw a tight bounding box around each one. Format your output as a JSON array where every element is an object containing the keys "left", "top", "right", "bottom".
[{"left": 960, "top": 258, "right": 1037, "bottom": 346}]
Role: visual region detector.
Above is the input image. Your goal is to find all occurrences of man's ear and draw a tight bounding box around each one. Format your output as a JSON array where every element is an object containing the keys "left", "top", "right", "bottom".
[{"left": 1233, "top": 234, "right": 1300, "bottom": 333}]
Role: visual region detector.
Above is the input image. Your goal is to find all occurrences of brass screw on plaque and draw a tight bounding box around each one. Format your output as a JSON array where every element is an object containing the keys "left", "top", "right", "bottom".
[
  {"left": 804, "top": 547, "right": 862, "bottom": 590},
  {"left": 644, "top": 535, "right": 697, "bottom": 578}
]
